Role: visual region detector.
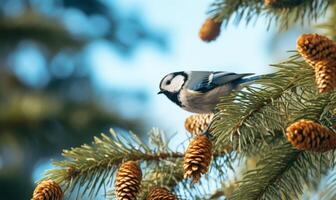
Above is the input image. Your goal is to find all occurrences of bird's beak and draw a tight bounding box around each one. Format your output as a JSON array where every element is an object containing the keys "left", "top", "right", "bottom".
[{"left": 157, "top": 91, "right": 163, "bottom": 95}]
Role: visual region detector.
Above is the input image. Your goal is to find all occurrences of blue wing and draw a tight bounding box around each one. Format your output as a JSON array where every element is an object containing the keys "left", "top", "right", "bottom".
[{"left": 186, "top": 71, "right": 254, "bottom": 93}]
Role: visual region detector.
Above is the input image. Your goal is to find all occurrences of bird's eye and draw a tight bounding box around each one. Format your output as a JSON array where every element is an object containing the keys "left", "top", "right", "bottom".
[{"left": 166, "top": 80, "right": 171, "bottom": 85}]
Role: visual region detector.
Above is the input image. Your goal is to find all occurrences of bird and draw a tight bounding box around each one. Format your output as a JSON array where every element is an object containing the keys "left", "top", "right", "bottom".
[{"left": 158, "top": 71, "right": 260, "bottom": 114}]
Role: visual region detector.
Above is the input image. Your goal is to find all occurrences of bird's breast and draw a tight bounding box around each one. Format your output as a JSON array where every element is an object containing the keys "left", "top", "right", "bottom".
[{"left": 179, "top": 85, "right": 233, "bottom": 113}]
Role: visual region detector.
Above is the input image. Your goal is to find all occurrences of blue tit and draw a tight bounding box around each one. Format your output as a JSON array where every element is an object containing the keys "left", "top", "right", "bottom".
[{"left": 158, "top": 71, "right": 260, "bottom": 113}]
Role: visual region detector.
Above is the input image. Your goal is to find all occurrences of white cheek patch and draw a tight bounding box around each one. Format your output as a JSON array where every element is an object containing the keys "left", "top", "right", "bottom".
[{"left": 166, "top": 75, "right": 185, "bottom": 92}]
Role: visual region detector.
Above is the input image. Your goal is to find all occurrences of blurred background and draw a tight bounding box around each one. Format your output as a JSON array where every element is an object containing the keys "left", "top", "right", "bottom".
[{"left": 0, "top": 0, "right": 314, "bottom": 199}]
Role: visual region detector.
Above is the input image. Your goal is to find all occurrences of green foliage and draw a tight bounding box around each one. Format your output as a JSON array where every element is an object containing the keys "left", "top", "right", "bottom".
[
  {"left": 211, "top": 54, "right": 316, "bottom": 153},
  {"left": 210, "top": 51, "right": 336, "bottom": 199},
  {"left": 43, "top": 127, "right": 237, "bottom": 199},
  {"left": 230, "top": 143, "right": 336, "bottom": 200},
  {"left": 208, "top": 0, "right": 335, "bottom": 29},
  {"left": 44, "top": 129, "right": 184, "bottom": 199}
]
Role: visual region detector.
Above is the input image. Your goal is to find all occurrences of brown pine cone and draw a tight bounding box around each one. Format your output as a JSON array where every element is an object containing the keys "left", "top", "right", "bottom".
[
  {"left": 286, "top": 119, "right": 336, "bottom": 152},
  {"left": 199, "top": 18, "right": 222, "bottom": 42},
  {"left": 31, "top": 180, "right": 63, "bottom": 200},
  {"left": 297, "top": 33, "right": 336, "bottom": 66},
  {"left": 146, "top": 187, "right": 177, "bottom": 200},
  {"left": 184, "top": 113, "right": 214, "bottom": 135},
  {"left": 115, "top": 161, "right": 142, "bottom": 200},
  {"left": 183, "top": 135, "right": 212, "bottom": 183},
  {"left": 314, "top": 59, "right": 336, "bottom": 93},
  {"left": 265, "top": 0, "right": 305, "bottom": 8}
]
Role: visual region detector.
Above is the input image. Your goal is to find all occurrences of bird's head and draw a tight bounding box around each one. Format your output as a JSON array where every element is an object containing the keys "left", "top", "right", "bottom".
[{"left": 158, "top": 72, "right": 188, "bottom": 96}]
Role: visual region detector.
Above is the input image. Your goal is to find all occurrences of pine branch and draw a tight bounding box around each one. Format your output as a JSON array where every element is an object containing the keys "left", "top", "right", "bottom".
[
  {"left": 208, "top": 180, "right": 239, "bottom": 199},
  {"left": 138, "top": 160, "right": 184, "bottom": 199},
  {"left": 290, "top": 93, "right": 336, "bottom": 124},
  {"left": 230, "top": 142, "right": 332, "bottom": 200},
  {"left": 106, "top": 159, "right": 184, "bottom": 200},
  {"left": 212, "top": 54, "right": 315, "bottom": 153},
  {"left": 208, "top": 0, "right": 335, "bottom": 30},
  {"left": 231, "top": 143, "right": 300, "bottom": 200},
  {"left": 43, "top": 126, "right": 235, "bottom": 199},
  {"left": 194, "top": 155, "right": 258, "bottom": 199},
  {"left": 43, "top": 129, "right": 183, "bottom": 199},
  {"left": 210, "top": 49, "right": 336, "bottom": 199},
  {"left": 228, "top": 81, "right": 336, "bottom": 199},
  {"left": 138, "top": 146, "right": 234, "bottom": 199}
]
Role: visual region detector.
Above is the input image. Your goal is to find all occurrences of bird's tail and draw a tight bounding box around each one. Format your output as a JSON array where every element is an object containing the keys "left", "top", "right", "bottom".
[{"left": 238, "top": 73, "right": 274, "bottom": 85}]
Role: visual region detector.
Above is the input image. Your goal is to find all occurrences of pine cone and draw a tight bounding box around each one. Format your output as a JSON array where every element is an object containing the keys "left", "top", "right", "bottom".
[
  {"left": 146, "top": 187, "right": 177, "bottom": 200},
  {"left": 265, "top": 0, "right": 305, "bottom": 8},
  {"left": 184, "top": 113, "right": 214, "bottom": 135},
  {"left": 199, "top": 18, "right": 222, "bottom": 42},
  {"left": 183, "top": 135, "right": 212, "bottom": 183},
  {"left": 115, "top": 161, "right": 142, "bottom": 200},
  {"left": 314, "top": 59, "right": 336, "bottom": 93},
  {"left": 286, "top": 119, "right": 336, "bottom": 152},
  {"left": 297, "top": 33, "right": 336, "bottom": 66},
  {"left": 31, "top": 180, "right": 63, "bottom": 200}
]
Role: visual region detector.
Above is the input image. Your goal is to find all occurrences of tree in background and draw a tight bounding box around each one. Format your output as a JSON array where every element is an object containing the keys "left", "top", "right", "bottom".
[
  {"left": 0, "top": 0, "right": 167, "bottom": 199},
  {"left": 31, "top": 0, "right": 336, "bottom": 200}
]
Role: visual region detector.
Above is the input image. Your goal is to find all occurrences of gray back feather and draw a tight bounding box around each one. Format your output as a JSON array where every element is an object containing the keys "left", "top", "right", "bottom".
[{"left": 186, "top": 71, "right": 254, "bottom": 93}]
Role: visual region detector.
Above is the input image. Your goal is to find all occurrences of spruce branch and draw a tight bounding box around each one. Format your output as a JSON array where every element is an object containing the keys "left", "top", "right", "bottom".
[
  {"left": 137, "top": 143, "right": 234, "bottom": 199},
  {"left": 290, "top": 92, "right": 336, "bottom": 124},
  {"left": 43, "top": 127, "right": 235, "bottom": 199},
  {"left": 230, "top": 143, "right": 301, "bottom": 200},
  {"left": 212, "top": 54, "right": 315, "bottom": 153},
  {"left": 230, "top": 142, "right": 332, "bottom": 200},
  {"left": 228, "top": 81, "right": 336, "bottom": 200},
  {"left": 207, "top": 178, "right": 239, "bottom": 199},
  {"left": 135, "top": 160, "right": 184, "bottom": 199},
  {"left": 210, "top": 50, "right": 336, "bottom": 199},
  {"left": 43, "top": 129, "right": 183, "bottom": 199},
  {"left": 208, "top": 0, "right": 334, "bottom": 30}
]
